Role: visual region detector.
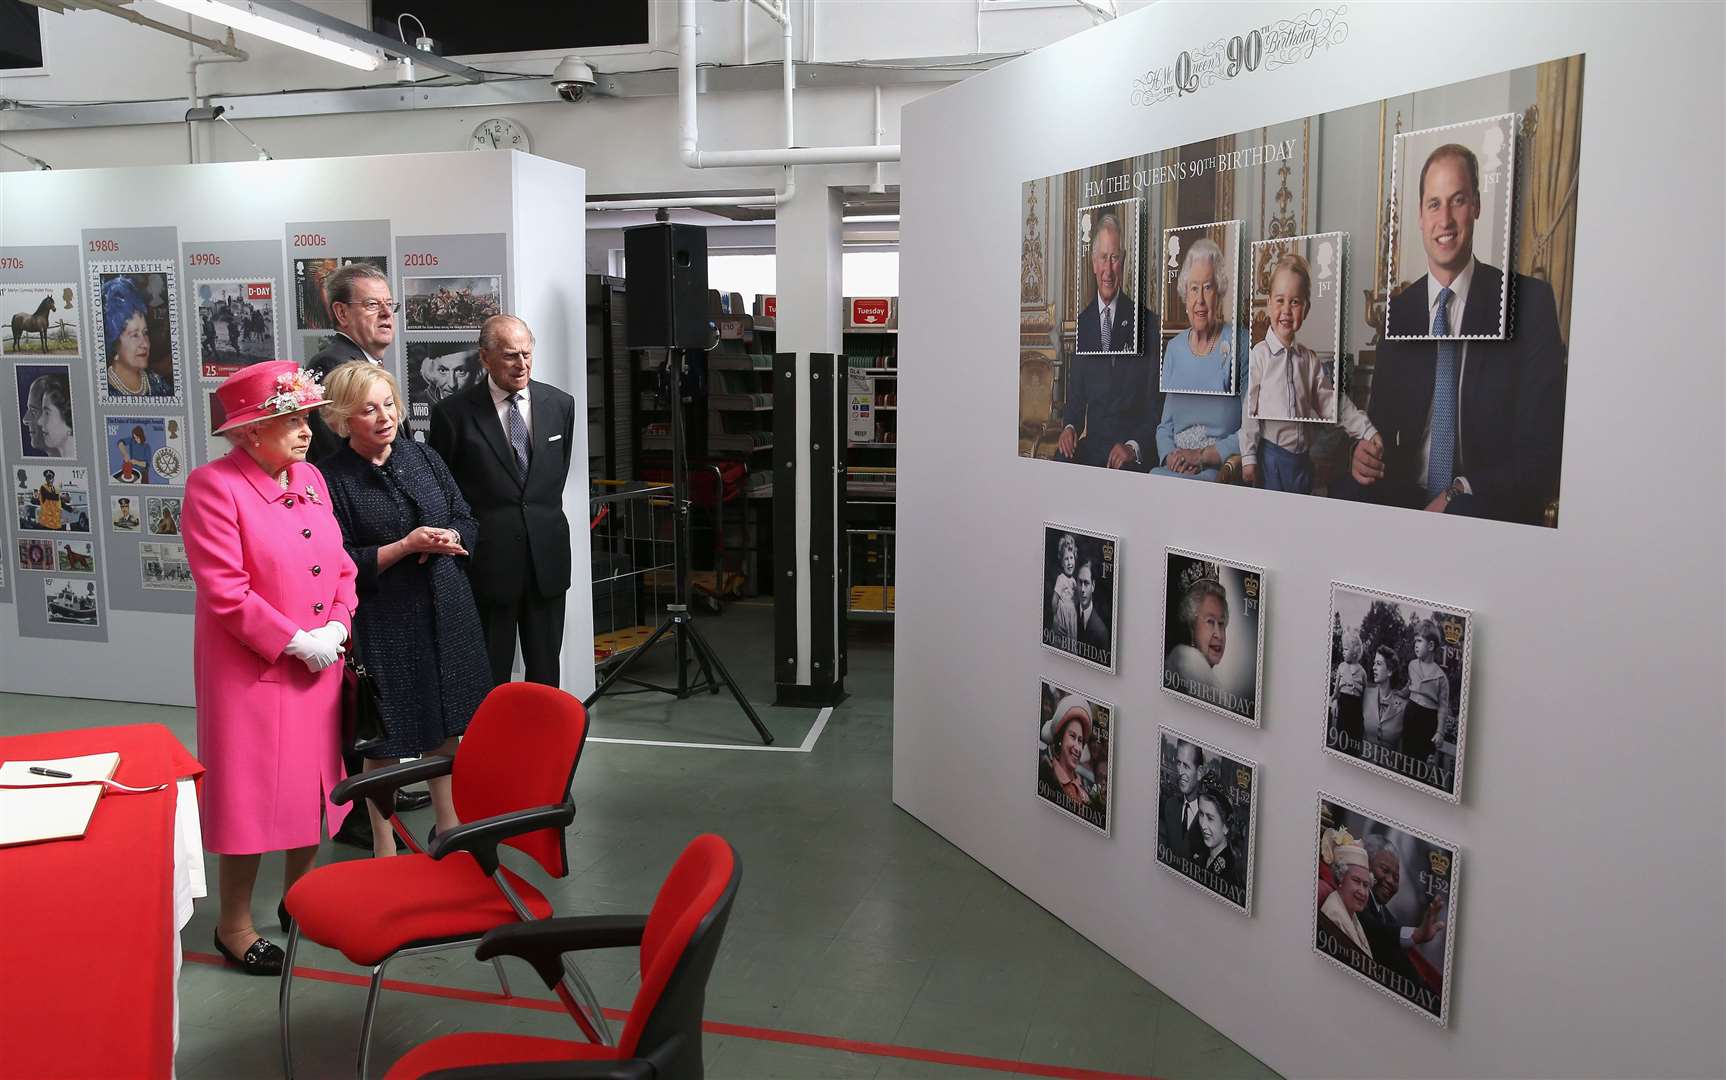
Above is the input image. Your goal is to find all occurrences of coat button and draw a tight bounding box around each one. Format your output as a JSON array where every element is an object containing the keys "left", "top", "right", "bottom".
[
  {"left": 311, "top": 565, "right": 322, "bottom": 576},
  {"left": 284, "top": 497, "right": 296, "bottom": 508},
  {"left": 302, "top": 529, "right": 312, "bottom": 538},
  {"left": 313, "top": 602, "right": 325, "bottom": 613}
]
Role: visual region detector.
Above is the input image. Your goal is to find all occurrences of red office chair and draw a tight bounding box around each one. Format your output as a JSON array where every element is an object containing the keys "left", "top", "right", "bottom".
[
  {"left": 382, "top": 834, "right": 741, "bottom": 1080},
  {"left": 280, "top": 683, "right": 605, "bottom": 1080}
]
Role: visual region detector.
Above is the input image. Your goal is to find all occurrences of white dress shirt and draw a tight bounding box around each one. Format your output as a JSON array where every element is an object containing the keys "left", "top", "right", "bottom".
[{"left": 488, "top": 375, "right": 531, "bottom": 439}]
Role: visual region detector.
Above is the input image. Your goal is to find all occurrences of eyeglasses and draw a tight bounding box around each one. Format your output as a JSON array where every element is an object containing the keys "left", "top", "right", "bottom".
[{"left": 337, "top": 298, "right": 399, "bottom": 315}]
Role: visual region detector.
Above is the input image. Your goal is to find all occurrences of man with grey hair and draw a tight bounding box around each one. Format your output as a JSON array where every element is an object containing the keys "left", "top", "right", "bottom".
[
  {"left": 1059, "top": 209, "right": 1163, "bottom": 470},
  {"left": 304, "top": 261, "right": 396, "bottom": 463},
  {"left": 430, "top": 314, "right": 575, "bottom": 687}
]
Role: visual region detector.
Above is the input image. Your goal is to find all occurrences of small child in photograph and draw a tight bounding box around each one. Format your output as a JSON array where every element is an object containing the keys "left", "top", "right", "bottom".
[
  {"left": 1240, "top": 253, "right": 1376, "bottom": 493},
  {"left": 1331, "top": 629, "right": 1368, "bottom": 748},
  {"left": 1048, "top": 533, "right": 1079, "bottom": 641}
]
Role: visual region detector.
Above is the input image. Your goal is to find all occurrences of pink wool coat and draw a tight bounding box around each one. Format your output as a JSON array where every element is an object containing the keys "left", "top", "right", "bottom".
[{"left": 182, "top": 450, "right": 359, "bottom": 854}]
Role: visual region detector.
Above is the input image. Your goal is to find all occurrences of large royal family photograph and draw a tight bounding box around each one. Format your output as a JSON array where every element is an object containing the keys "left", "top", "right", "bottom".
[
  {"left": 1156, "top": 728, "right": 1258, "bottom": 915},
  {"left": 1314, "top": 794, "right": 1458, "bottom": 1026},
  {"left": 1040, "top": 523, "right": 1119, "bottom": 673},
  {"left": 1019, "top": 55, "right": 1581, "bottom": 528},
  {"left": 1035, "top": 679, "right": 1114, "bottom": 835},
  {"left": 1325, "top": 581, "right": 1471, "bottom": 802}
]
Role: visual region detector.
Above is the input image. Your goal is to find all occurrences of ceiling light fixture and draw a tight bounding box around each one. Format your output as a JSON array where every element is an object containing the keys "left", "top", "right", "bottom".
[{"left": 149, "top": 0, "right": 386, "bottom": 70}]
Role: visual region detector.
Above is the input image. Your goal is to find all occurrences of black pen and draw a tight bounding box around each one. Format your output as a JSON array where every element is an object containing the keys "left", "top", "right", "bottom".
[{"left": 28, "top": 767, "right": 73, "bottom": 779}]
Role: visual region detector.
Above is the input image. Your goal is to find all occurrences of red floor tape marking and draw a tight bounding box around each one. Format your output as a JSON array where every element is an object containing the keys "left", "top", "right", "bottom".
[{"left": 187, "top": 950, "right": 1160, "bottom": 1079}]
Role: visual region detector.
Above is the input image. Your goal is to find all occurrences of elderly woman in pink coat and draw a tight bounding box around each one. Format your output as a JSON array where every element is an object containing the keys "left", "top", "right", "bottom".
[{"left": 182, "top": 361, "right": 358, "bottom": 976}]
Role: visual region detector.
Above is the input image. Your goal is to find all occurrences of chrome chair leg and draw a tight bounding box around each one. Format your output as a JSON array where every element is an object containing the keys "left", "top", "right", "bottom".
[
  {"left": 492, "top": 956, "right": 512, "bottom": 998},
  {"left": 560, "top": 958, "right": 612, "bottom": 1046},
  {"left": 279, "top": 923, "right": 301, "bottom": 1080},
  {"left": 357, "top": 959, "right": 387, "bottom": 1080}
]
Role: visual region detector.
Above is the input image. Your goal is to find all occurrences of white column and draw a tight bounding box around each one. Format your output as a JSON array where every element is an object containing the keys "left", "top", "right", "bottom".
[{"left": 774, "top": 182, "right": 843, "bottom": 686}]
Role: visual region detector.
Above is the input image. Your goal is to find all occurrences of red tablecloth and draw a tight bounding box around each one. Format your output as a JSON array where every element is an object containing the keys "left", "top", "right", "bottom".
[{"left": 0, "top": 723, "right": 203, "bottom": 1080}]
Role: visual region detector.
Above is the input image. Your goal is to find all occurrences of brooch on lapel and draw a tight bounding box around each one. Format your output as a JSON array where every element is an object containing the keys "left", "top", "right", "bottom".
[{"left": 303, "top": 485, "right": 322, "bottom": 506}]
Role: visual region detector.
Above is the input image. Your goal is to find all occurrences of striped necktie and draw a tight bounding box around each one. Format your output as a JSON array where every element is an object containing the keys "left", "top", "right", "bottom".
[
  {"left": 1100, "top": 301, "right": 1112, "bottom": 351},
  {"left": 1427, "top": 287, "right": 1458, "bottom": 500}
]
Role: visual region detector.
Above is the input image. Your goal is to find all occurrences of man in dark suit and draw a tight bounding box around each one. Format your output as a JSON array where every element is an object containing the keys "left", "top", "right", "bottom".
[
  {"left": 1074, "top": 557, "right": 1110, "bottom": 658},
  {"left": 1349, "top": 143, "right": 1566, "bottom": 525},
  {"left": 1060, "top": 210, "right": 1163, "bottom": 470},
  {"left": 430, "top": 314, "right": 575, "bottom": 687},
  {"left": 303, "top": 262, "right": 396, "bottom": 464},
  {"left": 1159, "top": 739, "right": 1206, "bottom": 861}
]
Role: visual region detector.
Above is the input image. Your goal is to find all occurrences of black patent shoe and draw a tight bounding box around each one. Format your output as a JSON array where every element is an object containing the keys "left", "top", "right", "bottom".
[
  {"left": 278, "top": 901, "right": 293, "bottom": 934},
  {"left": 394, "top": 788, "right": 432, "bottom": 812},
  {"left": 213, "top": 929, "right": 285, "bottom": 976}
]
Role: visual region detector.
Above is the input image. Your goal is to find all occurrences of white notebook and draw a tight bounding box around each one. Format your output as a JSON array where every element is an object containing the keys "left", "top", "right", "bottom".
[
  {"left": 0, "top": 752, "right": 121, "bottom": 786},
  {"left": 0, "top": 785, "right": 103, "bottom": 846}
]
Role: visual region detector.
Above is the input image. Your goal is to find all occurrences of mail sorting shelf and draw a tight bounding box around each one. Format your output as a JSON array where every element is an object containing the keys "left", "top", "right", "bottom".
[{"left": 589, "top": 481, "right": 677, "bottom": 666}]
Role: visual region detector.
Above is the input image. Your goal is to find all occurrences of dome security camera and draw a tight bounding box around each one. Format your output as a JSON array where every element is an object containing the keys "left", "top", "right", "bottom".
[{"left": 551, "top": 56, "right": 597, "bottom": 103}]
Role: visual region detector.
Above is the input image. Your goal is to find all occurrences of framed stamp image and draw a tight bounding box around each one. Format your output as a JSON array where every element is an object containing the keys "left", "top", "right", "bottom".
[
  {"left": 1386, "top": 113, "right": 1519, "bottom": 341},
  {"left": 1325, "top": 581, "right": 1473, "bottom": 803},
  {"left": 405, "top": 339, "right": 483, "bottom": 440},
  {"left": 1246, "top": 232, "right": 1346, "bottom": 422},
  {"left": 92, "top": 260, "right": 183, "bottom": 405},
  {"left": 403, "top": 276, "right": 502, "bottom": 332},
  {"left": 106, "top": 416, "right": 188, "bottom": 487},
  {"left": 194, "top": 279, "right": 278, "bottom": 379},
  {"left": 54, "top": 539, "right": 94, "bottom": 573},
  {"left": 139, "top": 542, "right": 193, "bottom": 592},
  {"left": 145, "top": 495, "right": 182, "bottom": 536},
  {"left": 1040, "top": 523, "right": 1120, "bottom": 674},
  {"left": 110, "top": 494, "right": 142, "bottom": 532},
  {"left": 43, "top": 575, "right": 100, "bottom": 626},
  {"left": 1160, "top": 219, "right": 1243, "bottom": 395},
  {"left": 14, "top": 465, "right": 90, "bottom": 534},
  {"left": 1162, "top": 548, "right": 1265, "bottom": 727},
  {"left": 1073, "top": 198, "right": 1142, "bottom": 356},
  {"left": 2, "top": 284, "right": 81, "bottom": 357},
  {"left": 1156, "top": 726, "right": 1259, "bottom": 916},
  {"left": 14, "top": 362, "right": 77, "bottom": 460},
  {"left": 1314, "top": 792, "right": 1459, "bottom": 1026},
  {"left": 1035, "top": 678, "right": 1116, "bottom": 836},
  {"left": 17, "top": 538, "right": 55, "bottom": 572}
]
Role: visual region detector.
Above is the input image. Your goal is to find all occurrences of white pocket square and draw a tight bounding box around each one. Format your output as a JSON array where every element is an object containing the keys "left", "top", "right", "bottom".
[{"left": 547, "top": 434, "right": 563, "bottom": 442}]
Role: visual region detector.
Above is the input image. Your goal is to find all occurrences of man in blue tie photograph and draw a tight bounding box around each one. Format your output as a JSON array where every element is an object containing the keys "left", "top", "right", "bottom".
[
  {"left": 429, "top": 314, "right": 576, "bottom": 686},
  {"left": 1348, "top": 140, "right": 1567, "bottom": 525}
]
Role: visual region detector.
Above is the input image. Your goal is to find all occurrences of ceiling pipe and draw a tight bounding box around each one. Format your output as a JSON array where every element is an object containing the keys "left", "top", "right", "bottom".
[{"left": 676, "top": 0, "right": 897, "bottom": 169}]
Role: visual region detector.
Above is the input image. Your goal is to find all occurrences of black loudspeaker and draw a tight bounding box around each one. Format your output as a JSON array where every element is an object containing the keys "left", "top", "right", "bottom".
[{"left": 624, "top": 223, "right": 709, "bottom": 349}]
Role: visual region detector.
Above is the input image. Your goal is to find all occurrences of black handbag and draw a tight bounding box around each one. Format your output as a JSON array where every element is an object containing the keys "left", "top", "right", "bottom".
[{"left": 341, "top": 648, "right": 388, "bottom": 754}]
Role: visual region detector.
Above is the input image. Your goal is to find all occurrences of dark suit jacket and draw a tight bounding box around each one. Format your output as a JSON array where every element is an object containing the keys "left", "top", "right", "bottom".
[
  {"left": 1064, "top": 294, "right": 1163, "bottom": 470},
  {"left": 302, "top": 334, "right": 372, "bottom": 465},
  {"left": 1077, "top": 605, "right": 1109, "bottom": 654},
  {"left": 1159, "top": 793, "right": 1204, "bottom": 861},
  {"left": 428, "top": 378, "right": 575, "bottom": 602},
  {"left": 1367, "top": 264, "right": 1565, "bottom": 524},
  {"left": 1076, "top": 292, "right": 1141, "bottom": 354}
]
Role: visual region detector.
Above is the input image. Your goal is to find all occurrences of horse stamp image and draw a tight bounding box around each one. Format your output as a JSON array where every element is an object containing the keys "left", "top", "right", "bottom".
[{"left": 3, "top": 285, "right": 82, "bottom": 356}]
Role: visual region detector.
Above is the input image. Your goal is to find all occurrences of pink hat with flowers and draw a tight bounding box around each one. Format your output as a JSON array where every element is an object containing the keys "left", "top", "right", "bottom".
[{"left": 214, "top": 361, "right": 330, "bottom": 433}]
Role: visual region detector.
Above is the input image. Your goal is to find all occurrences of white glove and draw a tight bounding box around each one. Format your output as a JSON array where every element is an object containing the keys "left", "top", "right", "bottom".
[
  {"left": 284, "top": 629, "right": 342, "bottom": 673},
  {"left": 307, "top": 621, "right": 348, "bottom": 650}
]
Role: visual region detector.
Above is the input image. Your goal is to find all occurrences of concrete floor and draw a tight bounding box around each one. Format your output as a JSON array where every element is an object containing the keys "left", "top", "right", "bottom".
[{"left": 0, "top": 602, "right": 1277, "bottom": 1079}]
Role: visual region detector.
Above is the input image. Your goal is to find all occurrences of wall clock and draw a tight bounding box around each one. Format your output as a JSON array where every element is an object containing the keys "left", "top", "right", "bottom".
[{"left": 470, "top": 117, "right": 530, "bottom": 153}]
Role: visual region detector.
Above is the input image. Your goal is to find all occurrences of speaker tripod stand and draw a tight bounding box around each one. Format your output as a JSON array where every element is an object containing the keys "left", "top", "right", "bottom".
[{"left": 583, "top": 346, "right": 774, "bottom": 745}]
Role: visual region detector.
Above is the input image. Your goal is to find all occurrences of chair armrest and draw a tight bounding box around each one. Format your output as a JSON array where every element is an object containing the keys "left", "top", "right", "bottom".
[
  {"left": 476, "top": 915, "right": 649, "bottom": 990},
  {"left": 427, "top": 804, "right": 575, "bottom": 876},
  {"left": 330, "top": 756, "right": 453, "bottom": 815},
  {"left": 424, "top": 1059, "right": 655, "bottom": 1080}
]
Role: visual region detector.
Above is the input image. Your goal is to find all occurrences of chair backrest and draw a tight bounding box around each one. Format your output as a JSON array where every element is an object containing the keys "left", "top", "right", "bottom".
[
  {"left": 451, "top": 683, "right": 588, "bottom": 878},
  {"left": 617, "top": 835, "right": 741, "bottom": 1067}
]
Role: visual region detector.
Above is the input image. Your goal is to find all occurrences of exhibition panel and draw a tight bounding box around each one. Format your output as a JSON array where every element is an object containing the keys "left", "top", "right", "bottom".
[
  {"left": 894, "top": 3, "right": 1724, "bottom": 1078},
  {"left": 0, "top": 151, "right": 592, "bottom": 703}
]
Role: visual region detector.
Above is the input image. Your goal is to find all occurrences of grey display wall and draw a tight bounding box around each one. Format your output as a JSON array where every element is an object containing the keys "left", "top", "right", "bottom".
[
  {"left": 892, "top": 3, "right": 1724, "bottom": 1079},
  {"left": 0, "top": 151, "right": 593, "bottom": 704}
]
